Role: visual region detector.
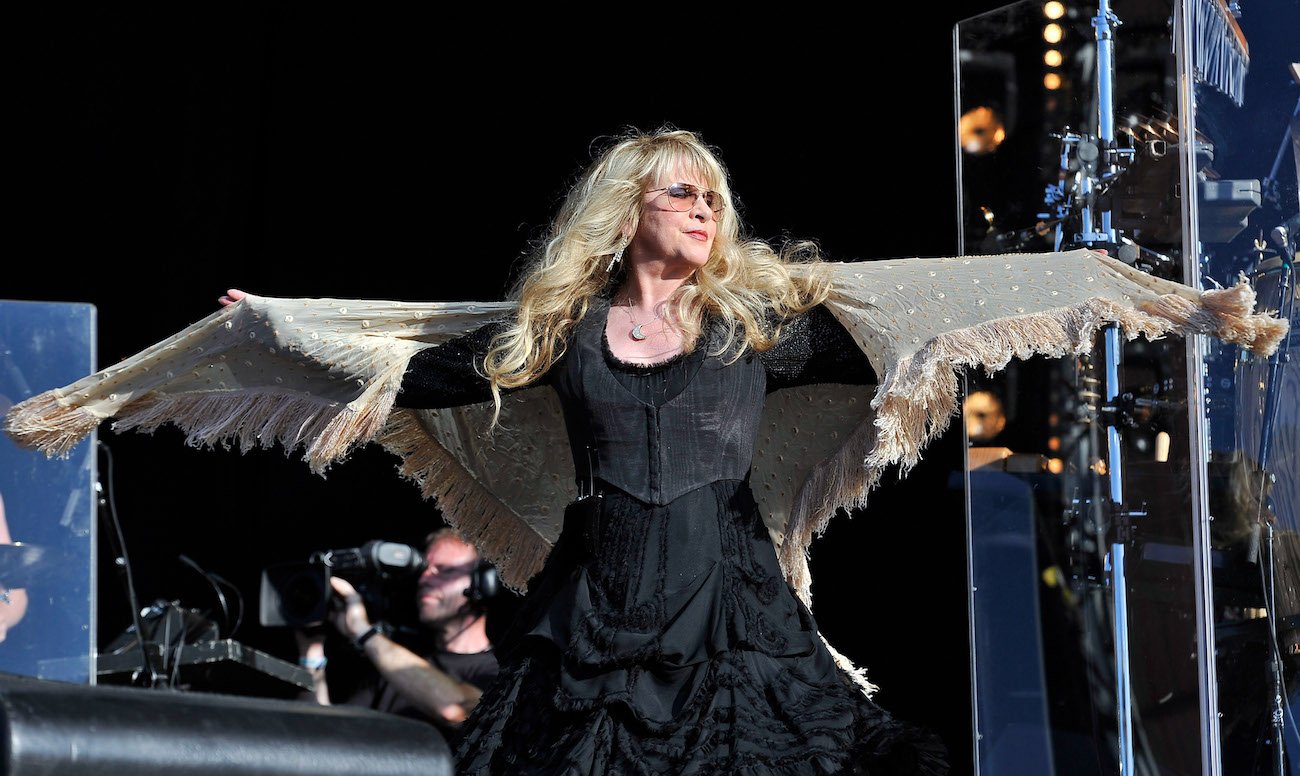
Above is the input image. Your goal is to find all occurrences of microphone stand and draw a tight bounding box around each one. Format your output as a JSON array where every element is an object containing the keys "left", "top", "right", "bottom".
[
  {"left": 1082, "top": 4, "right": 1138, "bottom": 770},
  {"left": 1040, "top": 5, "right": 1132, "bottom": 767}
]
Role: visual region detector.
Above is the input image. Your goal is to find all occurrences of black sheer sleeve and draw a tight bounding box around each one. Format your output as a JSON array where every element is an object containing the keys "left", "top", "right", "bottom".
[
  {"left": 395, "top": 320, "right": 511, "bottom": 409},
  {"left": 760, "top": 304, "right": 878, "bottom": 392}
]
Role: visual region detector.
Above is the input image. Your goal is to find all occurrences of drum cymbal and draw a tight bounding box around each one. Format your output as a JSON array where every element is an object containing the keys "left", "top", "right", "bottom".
[{"left": 0, "top": 542, "right": 63, "bottom": 587}]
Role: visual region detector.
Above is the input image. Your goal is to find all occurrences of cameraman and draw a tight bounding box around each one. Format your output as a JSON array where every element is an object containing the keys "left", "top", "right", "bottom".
[{"left": 296, "top": 528, "right": 498, "bottom": 742}]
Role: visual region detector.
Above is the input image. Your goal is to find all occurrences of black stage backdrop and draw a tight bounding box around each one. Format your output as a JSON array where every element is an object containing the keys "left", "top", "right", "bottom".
[{"left": 9, "top": 5, "right": 1014, "bottom": 772}]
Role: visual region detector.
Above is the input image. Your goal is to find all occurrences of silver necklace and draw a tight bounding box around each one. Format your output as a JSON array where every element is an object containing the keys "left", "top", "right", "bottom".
[{"left": 620, "top": 302, "right": 666, "bottom": 341}]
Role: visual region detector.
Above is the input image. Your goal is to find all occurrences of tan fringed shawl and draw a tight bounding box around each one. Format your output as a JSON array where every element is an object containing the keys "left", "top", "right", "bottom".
[{"left": 4, "top": 248, "right": 1288, "bottom": 693}]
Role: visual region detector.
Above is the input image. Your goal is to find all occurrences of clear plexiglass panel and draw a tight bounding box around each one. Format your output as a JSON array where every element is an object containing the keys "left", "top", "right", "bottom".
[
  {"left": 1191, "top": 0, "right": 1298, "bottom": 772},
  {"left": 956, "top": 0, "right": 1298, "bottom": 773},
  {"left": 0, "top": 300, "right": 98, "bottom": 683}
]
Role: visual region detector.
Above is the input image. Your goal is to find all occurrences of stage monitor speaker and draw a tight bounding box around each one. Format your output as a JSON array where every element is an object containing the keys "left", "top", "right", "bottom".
[{"left": 0, "top": 671, "right": 452, "bottom": 776}]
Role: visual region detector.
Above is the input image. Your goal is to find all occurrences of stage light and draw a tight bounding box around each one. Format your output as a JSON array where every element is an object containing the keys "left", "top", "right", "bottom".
[
  {"left": 1043, "top": 1, "right": 1065, "bottom": 19},
  {"left": 963, "top": 390, "right": 1007, "bottom": 442},
  {"left": 959, "top": 106, "right": 1007, "bottom": 154},
  {"left": 1045, "top": 49, "right": 1063, "bottom": 67},
  {"left": 1044, "top": 23, "right": 1063, "bottom": 43},
  {"left": 1044, "top": 72, "right": 1062, "bottom": 90},
  {"left": 1047, "top": 457, "right": 1065, "bottom": 474}
]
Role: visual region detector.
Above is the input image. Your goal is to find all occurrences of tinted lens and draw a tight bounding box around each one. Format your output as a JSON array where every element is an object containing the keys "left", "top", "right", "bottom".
[
  {"left": 662, "top": 183, "right": 697, "bottom": 211},
  {"left": 662, "top": 183, "right": 723, "bottom": 215}
]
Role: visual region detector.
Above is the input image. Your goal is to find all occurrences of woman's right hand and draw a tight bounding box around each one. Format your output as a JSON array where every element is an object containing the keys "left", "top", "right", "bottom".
[{"left": 218, "top": 288, "right": 247, "bottom": 307}]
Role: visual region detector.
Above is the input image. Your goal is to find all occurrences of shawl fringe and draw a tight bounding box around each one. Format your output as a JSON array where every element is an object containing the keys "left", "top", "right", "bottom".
[
  {"left": 377, "top": 409, "right": 549, "bottom": 594},
  {"left": 2, "top": 392, "right": 103, "bottom": 458},
  {"left": 823, "top": 633, "right": 881, "bottom": 697},
  {"left": 778, "top": 278, "right": 1287, "bottom": 611},
  {"left": 4, "top": 372, "right": 404, "bottom": 477},
  {"left": 117, "top": 391, "right": 388, "bottom": 474}
]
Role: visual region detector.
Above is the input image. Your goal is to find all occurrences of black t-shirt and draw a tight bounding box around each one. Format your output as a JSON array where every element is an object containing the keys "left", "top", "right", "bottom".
[{"left": 348, "top": 646, "right": 499, "bottom": 747}]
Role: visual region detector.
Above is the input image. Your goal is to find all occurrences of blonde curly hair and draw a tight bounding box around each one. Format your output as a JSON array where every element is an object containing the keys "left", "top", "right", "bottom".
[{"left": 483, "top": 127, "right": 831, "bottom": 426}]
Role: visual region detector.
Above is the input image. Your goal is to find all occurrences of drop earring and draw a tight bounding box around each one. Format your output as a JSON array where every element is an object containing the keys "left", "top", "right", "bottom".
[{"left": 606, "top": 237, "right": 628, "bottom": 273}]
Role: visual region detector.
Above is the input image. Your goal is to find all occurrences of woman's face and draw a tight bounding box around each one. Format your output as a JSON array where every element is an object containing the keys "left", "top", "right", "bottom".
[{"left": 625, "top": 165, "right": 717, "bottom": 276}]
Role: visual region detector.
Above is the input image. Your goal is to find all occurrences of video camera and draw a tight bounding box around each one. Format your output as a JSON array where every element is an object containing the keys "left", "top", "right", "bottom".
[{"left": 258, "top": 541, "right": 426, "bottom": 628}]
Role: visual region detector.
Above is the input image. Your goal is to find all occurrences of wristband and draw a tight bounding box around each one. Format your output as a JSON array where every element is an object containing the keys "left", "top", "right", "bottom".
[
  {"left": 298, "top": 654, "right": 327, "bottom": 671},
  {"left": 354, "top": 623, "right": 388, "bottom": 650}
]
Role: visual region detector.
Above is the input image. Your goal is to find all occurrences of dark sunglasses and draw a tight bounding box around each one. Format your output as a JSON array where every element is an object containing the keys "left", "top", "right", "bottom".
[{"left": 647, "top": 183, "right": 724, "bottom": 220}]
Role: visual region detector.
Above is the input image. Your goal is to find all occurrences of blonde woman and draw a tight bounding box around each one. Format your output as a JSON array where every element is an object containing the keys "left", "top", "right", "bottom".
[
  {"left": 378, "top": 127, "right": 942, "bottom": 775},
  {"left": 43, "top": 125, "right": 1281, "bottom": 774},
  {"left": 225, "top": 127, "right": 937, "bottom": 774}
]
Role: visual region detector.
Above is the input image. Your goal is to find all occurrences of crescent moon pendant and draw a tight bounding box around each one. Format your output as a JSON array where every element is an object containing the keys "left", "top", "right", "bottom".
[{"left": 631, "top": 324, "right": 648, "bottom": 341}]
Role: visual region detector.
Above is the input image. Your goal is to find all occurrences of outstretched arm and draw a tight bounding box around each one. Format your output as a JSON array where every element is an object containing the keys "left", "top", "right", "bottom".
[
  {"left": 219, "top": 286, "right": 509, "bottom": 411},
  {"left": 761, "top": 303, "right": 878, "bottom": 391}
]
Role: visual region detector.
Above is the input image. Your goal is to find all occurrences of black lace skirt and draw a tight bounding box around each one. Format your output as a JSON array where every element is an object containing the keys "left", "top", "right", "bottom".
[{"left": 454, "top": 480, "right": 948, "bottom": 775}]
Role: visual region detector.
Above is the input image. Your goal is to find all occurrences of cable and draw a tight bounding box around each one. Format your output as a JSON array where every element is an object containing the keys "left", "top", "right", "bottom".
[
  {"left": 207, "top": 570, "right": 245, "bottom": 638},
  {"left": 169, "top": 620, "right": 186, "bottom": 689},
  {"left": 159, "top": 603, "right": 177, "bottom": 685},
  {"left": 178, "top": 554, "right": 231, "bottom": 638},
  {"left": 97, "top": 440, "right": 160, "bottom": 687}
]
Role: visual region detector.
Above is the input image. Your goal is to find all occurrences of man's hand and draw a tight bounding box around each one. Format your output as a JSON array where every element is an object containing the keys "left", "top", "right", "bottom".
[{"left": 328, "top": 576, "right": 372, "bottom": 642}]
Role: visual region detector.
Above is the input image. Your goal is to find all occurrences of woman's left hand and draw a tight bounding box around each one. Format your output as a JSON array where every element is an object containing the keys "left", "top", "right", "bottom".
[{"left": 218, "top": 288, "right": 248, "bottom": 307}]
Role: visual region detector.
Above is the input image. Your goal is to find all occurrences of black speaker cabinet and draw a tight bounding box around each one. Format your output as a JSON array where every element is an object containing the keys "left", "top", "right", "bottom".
[{"left": 0, "top": 672, "right": 452, "bottom": 775}]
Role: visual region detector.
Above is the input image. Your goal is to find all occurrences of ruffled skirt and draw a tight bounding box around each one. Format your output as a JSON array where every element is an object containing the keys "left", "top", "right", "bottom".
[{"left": 455, "top": 480, "right": 947, "bottom": 775}]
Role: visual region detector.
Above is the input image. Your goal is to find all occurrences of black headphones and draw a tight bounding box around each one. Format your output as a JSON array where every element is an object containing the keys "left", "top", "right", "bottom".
[{"left": 464, "top": 560, "right": 500, "bottom": 607}]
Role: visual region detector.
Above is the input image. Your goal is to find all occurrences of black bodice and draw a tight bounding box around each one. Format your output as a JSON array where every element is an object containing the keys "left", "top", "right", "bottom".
[{"left": 552, "top": 300, "right": 768, "bottom": 506}]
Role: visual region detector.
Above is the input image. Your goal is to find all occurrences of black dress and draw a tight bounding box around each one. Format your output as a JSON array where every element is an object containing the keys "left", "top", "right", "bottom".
[{"left": 397, "top": 301, "right": 948, "bottom": 776}]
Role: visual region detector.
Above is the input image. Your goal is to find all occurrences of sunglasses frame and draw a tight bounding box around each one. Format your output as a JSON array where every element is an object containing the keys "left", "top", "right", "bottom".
[{"left": 646, "top": 182, "right": 725, "bottom": 219}]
